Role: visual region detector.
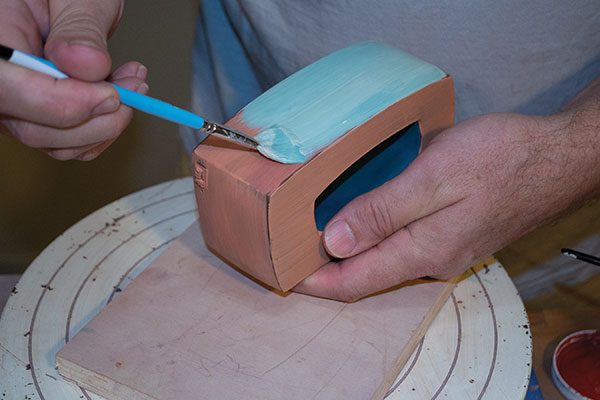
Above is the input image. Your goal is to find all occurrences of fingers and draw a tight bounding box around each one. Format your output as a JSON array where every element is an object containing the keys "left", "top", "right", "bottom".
[
  {"left": 0, "top": 0, "right": 124, "bottom": 81},
  {"left": 298, "top": 131, "right": 473, "bottom": 301},
  {"left": 0, "top": 0, "right": 134, "bottom": 160},
  {"left": 322, "top": 149, "right": 461, "bottom": 259},
  {"left": 295, "top": 114, "right": 562, "bottom": 302},
  {"left": 0, "top": 0, "right": 46, "bottom": 52},
  {"left": 294, "top": 229, "right": 417, "bottom": 302},
  {"left": 0, "top": 61, "right": 119, "bottom": 132},
  {"left": 0, "top": 61, "right": 147, "bottom": 159},
  {"left": 297, "top": 224, "right": 433, "bottom": 302},
  {"left": 45, "top": 0, "right": 124, "bottom": 80},
  {"left": 295, "top": 200, "right": 474, "bottom": 302},
  {"left": 43, "top": 136, "right": 117, "bottom": 161}
]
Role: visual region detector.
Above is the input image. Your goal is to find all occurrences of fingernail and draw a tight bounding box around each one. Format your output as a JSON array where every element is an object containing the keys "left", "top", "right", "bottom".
[
  {"left": 77, "top": 151, "right": 95, "bottom": 161},
  {"left": 324, "top": 220, "right": 356, "bottom": 258},
  {"left": 137, "top": 82, "right": 150, "bottom": 95},
  {"left": 136, "top": 64, "right": 148, "bottom": 79},
  {"left": 92, "top": 96, "right": 119, "bottom": 116}
]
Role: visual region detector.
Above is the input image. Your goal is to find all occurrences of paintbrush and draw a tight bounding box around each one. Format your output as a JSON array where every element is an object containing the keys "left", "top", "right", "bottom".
[
  {"left": 0, "top": 43, "right": 265, "bottom": 151},
  {"left": 561, "top": 248, "right": 600, "bottom": 267}
]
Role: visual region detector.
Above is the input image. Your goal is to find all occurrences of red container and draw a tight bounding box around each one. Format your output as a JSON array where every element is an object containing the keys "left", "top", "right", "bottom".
[{"left": 552, "top": 329, "right": 600, "bottom": 400}]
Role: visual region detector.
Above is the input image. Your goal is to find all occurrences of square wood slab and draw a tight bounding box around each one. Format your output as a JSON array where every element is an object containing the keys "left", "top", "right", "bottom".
[{"left": 56, "top": 221, "right": 455, "bottom": 399}]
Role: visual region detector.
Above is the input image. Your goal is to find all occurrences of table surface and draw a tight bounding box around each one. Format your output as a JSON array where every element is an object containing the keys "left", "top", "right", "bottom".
[{"left": 0, "top": 177, "right": 531, "bottom": 399}]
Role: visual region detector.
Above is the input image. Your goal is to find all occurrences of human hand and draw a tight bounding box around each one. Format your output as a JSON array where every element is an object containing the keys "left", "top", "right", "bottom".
[
  {"left": 0, "top": 0, "right": 147, "bottom": 160},
  {"left": 295, "top": 105, "right": 600, "bottom": 301}
]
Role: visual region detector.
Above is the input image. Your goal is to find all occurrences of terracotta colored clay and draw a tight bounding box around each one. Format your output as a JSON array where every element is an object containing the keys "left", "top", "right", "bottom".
[{"left": 193, "top": 46, "right": 455, "bottom": 291}]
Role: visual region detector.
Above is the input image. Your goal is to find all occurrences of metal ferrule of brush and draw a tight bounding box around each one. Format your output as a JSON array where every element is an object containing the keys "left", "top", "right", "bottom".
[{"left": 200, "top": 121, "right": 259, "bottom": 149}]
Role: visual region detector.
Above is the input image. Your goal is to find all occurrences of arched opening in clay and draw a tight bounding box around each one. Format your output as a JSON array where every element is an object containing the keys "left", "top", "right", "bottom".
[{"left": 314, "top": 122, "right": 421, "bottom": 231}]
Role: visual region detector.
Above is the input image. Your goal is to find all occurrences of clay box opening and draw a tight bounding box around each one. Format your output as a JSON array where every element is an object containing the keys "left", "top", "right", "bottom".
[{"left": 314, "top": 122, "right": 422, "bottom": 231}]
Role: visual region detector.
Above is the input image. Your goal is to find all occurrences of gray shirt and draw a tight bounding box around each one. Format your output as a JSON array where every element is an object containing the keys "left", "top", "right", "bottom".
[{"left": 180, "top": 0, "right": 600, "bottom": 152}]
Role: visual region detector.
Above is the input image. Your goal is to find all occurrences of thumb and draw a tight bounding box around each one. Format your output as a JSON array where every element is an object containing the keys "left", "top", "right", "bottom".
[
  {"left": 44, "top": 0, "right": 124, "bottom": 81},
  {"left": 322, "top": 152, "right": 455, "bottom": 259}
]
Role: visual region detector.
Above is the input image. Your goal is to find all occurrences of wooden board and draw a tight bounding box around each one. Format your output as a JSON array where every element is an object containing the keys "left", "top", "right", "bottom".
[
  {"left": 0, "top": 178, "right": 531, "bottom": 400},
  {"left": 55, "top": 220, "right": 455, "bottom": 399}
]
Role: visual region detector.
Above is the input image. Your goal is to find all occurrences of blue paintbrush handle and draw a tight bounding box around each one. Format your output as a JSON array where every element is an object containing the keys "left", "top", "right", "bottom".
[
  {"left": 111, "top": 85, "right": 204, "bottom": 129},
  {"left": 9, "top": 49, "right": 206, "bottom": 129},
  {"left": 1, "top": 44, "right": 262, "bottom": 151}
]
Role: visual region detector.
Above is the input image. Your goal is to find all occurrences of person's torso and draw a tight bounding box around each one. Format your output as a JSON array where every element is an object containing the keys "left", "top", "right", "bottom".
[{"left": 180, "top": 0, "right": 599, "bottom": 152}]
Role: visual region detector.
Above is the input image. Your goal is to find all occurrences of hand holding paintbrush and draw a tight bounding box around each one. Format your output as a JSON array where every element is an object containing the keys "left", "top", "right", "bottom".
[
  {"left": 1, "top": 41, "right": 305, "bottom": 163},
  {"left": 0, "top": 0, "right": 304, "bottom": 163},
  {"left": 0, "top": 0, "right": 144, "bottom": 160},
  {"left": 0, "top": 44, "right": 264, "bottom": 151}
]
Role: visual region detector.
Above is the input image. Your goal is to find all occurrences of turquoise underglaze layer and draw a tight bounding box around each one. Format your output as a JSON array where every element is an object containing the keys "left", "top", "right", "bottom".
[{"left": 243, "top": 41, "right": 446, "bottom": 164}]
